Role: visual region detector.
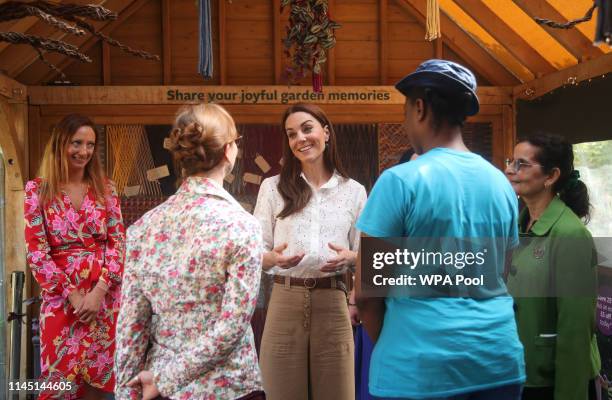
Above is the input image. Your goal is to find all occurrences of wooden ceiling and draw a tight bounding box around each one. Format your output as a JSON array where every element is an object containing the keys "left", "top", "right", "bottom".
[{"left": 0, "top": 0, "right": 609, "bottom": 87}]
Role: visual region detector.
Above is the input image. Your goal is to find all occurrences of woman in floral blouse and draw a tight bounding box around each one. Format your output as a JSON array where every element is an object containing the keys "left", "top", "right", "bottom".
[
  {"left": 114, "top": 103, "right": 265, "bottom": 400},
  {"left": 24, "top": 113, "right": 125, "bottom": 399}
]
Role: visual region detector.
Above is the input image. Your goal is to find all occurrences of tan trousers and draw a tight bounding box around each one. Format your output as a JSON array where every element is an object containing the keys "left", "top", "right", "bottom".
[{"left": 260, "top": 281, "right": 355, "bottom": 400}]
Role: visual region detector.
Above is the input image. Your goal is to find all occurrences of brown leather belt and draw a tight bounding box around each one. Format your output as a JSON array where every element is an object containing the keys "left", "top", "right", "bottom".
[{"left": 273, "top": 275, "right": 347, "bottom": 294}]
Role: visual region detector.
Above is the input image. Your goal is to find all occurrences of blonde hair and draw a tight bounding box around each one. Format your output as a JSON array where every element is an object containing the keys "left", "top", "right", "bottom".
[
  {"left": 167, "top": 103, "right": 238, "bottom": 178},
  {"left": 37, "top": 114, "right": 106, "bottom": 205}
]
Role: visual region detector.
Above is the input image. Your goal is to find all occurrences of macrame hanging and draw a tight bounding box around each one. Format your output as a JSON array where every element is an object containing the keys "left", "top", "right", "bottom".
[
  {"left": 534, "top": 0, "right": 611, "bottom": 47},
  {"left": 0, "top": 1, "right": 159, "bottom": 80},
  {"left": 425, "top": 0, "right": 441, "bottom": 42},
  {"left": 198, "top": 0, "right": 213, "bottom": 79}
]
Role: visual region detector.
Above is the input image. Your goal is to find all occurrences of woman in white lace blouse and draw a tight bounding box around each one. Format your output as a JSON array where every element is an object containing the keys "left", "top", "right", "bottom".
[{"left": 254, "top": 103, "right": 367, "bottom": 400}]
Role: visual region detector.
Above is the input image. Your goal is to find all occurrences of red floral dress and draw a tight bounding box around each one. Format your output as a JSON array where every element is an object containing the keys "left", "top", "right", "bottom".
[{"left": 24, "top": 178, "right": 125, "bottom": 399}]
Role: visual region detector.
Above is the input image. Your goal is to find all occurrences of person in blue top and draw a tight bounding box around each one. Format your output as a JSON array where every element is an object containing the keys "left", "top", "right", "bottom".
[{"left": 355, "top": 59, "right": 526, "bottom": 400}]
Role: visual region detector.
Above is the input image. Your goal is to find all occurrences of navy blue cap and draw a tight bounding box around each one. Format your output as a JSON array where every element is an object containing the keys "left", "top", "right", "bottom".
[{"left": 395, "top": 59, "right": 480, "bottom": 116}]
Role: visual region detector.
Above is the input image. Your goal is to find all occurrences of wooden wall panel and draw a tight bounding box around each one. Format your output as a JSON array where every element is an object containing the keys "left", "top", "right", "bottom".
[
  {"left": 386, "top": 2, "right": 433, "bottom": 84},
  {"left": 61, "top": 43, "right": 103, "bottom": 86},
  {"left": 226, "top": 0, "right": 273, "bottom": 84},
  {"left": 334, "top": 0, "right": 378, "bottom": 85},
  {"left": 110, "top": 1, "right": 163, "bottom": 85}
]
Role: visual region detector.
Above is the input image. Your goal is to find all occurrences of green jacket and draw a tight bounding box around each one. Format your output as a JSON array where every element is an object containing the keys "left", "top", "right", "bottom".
[{"left": 507, "top": 196, "right": 600, "bottom": 400}]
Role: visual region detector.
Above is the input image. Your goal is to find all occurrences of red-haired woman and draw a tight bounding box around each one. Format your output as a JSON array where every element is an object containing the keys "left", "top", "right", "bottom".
[{"left": 24, "top": 114, "right": 125, "bottom": 399}]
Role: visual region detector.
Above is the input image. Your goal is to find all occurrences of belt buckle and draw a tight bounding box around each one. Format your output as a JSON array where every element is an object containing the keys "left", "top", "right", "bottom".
[{"left": 304, "top": 277, "right": 317, "bottom": 289}]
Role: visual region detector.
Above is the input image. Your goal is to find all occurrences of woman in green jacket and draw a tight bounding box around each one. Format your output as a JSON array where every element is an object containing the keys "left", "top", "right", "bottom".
[{"left": 505, "top": 132, "right": 600, "bottom": 400}]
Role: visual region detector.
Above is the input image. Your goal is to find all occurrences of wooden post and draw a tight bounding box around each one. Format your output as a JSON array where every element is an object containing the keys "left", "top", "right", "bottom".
[
  {"left": 327, "top": 0, "right": 336, "bottom": 85},
  {"left": 379, "top": 0, "right": 388, "bottom": 85},
  {"left": 435, "top": 37, "right": 443, "bottom": 59},
  {"left": 273, "top": 0, "right": 282, "bottom": 84},
  {"left": 102, "top": 42, "right": 111, "bottom": 85},
  {"left": 162, "top": 0, "right": 172, "bottom": 84},
  {"left": 219, "top": 0, "right": 227, "bottom": 85}
]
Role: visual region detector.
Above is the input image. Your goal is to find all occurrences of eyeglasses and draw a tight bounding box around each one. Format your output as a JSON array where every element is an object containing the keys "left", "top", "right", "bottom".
[{"left": 505, "top": 158, "right": 541, "bottom": 172}]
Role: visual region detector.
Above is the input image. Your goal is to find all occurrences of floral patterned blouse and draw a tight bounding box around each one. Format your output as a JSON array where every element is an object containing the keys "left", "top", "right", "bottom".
[{"left": 114, "top": 177, "right": 264, "bottom": 400}]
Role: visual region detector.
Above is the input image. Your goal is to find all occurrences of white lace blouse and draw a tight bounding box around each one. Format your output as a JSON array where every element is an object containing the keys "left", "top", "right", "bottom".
[{"left": 254, "top": 172, "right": 367, "bottom": 278}]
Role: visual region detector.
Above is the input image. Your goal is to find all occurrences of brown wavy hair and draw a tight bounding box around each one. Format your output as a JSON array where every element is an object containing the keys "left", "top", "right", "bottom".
[
  {"left": 37, "top": 114, "right": 106, "bottom": 205},
  {"left": 277, "top": 103, "right": 348, "bottom": 218},
  {"left": 167, "top": 103, "right": 238, "bottom": 180}
]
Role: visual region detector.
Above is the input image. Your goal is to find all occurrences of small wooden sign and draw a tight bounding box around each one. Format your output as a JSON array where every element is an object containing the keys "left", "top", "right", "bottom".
[
  {"left": 254, "top": 154, "right": 271, "bottom": 173},
  {"left": 146, "top": 165, "right": 170, "bottom": 181},
  {"left": 243, "top": 172, "right": 262, "bottom": 185},
  {"left": 124, "top": 185, "right": 141, "bottom": 197}
]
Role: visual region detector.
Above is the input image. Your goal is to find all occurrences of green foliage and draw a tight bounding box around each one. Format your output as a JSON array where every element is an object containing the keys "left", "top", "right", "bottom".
[
  {"left": 574, "top": 140, "right": 612, "bottom": 169},
  {"left": 281, "top": 0, "right": 340, "bottom": 83}
]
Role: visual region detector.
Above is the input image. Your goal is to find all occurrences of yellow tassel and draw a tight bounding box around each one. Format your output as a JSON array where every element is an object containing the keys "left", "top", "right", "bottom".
[{"left": 425, "top": 0, "right": 441, "bottom": 41}]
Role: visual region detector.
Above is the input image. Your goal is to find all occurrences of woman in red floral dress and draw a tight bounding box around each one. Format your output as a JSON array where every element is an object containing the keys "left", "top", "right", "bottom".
[{"left": 24, "top": 114, "right": 125, "bottom": 399}]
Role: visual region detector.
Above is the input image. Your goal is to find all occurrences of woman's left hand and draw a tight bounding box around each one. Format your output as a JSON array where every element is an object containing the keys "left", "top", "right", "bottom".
[
  {"left": 321, "top": 243, "right": 357, "bottom": 272},
  {"left": 76, "top": 286, "right": 105, "bottom": 324},
  {"left": 128, "top": 370, "right": 160, "bottom": 400}
]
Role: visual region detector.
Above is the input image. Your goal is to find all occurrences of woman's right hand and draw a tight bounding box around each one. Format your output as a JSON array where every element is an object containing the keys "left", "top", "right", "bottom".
[
  {"left": 348, "top": 289, "right": 361, "bottom": 326},
  {"left": 263, "top": 243, "right": 305, "bottom": 270},
  {"left": 68, "top": 290, "right": 84, "bottom": 311}
]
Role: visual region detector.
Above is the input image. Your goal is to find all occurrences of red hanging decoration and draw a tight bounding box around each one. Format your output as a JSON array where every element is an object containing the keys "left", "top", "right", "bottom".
[
  {"left": 313, "top": 60, "right": 323, "bottom": 93},
  {"left": 281, "top": 0, "right": 340, "bottom": 92}
]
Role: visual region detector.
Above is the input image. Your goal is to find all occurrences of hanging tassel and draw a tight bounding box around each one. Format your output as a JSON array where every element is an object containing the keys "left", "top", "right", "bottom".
[
  {"left": 198, "top": 0, "right": 213, "bottom": 79},
  {"left": 425, "top": 0, "right": 441, "bottom": 42},
  {"left": 313, "top": 71, "right": 323, "bottom": 93},
  {"left": 595, "top": 0, "right": 612, "bottom": 46}
]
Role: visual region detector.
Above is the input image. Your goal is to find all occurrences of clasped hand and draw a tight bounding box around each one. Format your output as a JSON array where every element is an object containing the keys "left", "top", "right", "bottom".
[{"left": 68, "top": 286, "right": 105, "bottom": 324}]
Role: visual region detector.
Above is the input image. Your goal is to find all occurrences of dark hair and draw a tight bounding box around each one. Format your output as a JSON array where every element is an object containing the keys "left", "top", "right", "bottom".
[
  {"left": 278, "top": 103, "right": 348, "bottom": 218},
  {"left": 398, "top": 148, "right": 415, "bottom": 165},
  {"left": 519, "top": 132, "right": 590, "bottom": 221},
  {"left": 403, "top": 86, "right": 474, "bottom": 130}
]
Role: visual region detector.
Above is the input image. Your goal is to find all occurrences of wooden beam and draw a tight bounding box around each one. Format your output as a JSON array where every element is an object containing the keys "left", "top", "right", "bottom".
[
  {"left": 39, "top": 0, "right": 150, "bottom": 83},
  {"left": 547, "top": 0, "right": 610, "bottom": 55},
  {"left": 514, "top": 52, "right": 612, "bottom": 100},
  {"left": 396, "top": 0, "right": 519, "bottom": 85},
  {"left": 379, "top": 0, "right": 388, "bottom": 85},
  {"left": 0, "top": 98, "right": 25, "bottom": 186},
  {"left": 453, "top": 0, "right": 557, "bottom": 76},
  {"left": 0, "top": 16, "right": 39, "bottom": 54},
  {"left": 273, "top": 0, "right": 281, "bottom": 84},
  {"left": 102, "top": 42, "right": 111, "bottom": 85},
  {"left": 162, "top": 0, "right": 172, "bottom": 84},
  {"left": 327, "top": 0, "right": 336, "bottom": 85},
  {"left": 439, "top": 0, "right": 534, "bottom": 82},
  {"left": 219, "top": 0, "right": 227, "bottom": 85},
  {"left": 0, "top": 72, "right": 27, "bottom": 102},
  {"left": 512, "top": 0, "right": 603, "bottom": 61},
  {"left": 27, "top": 85, "right": 513, "bottom": 105}
]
